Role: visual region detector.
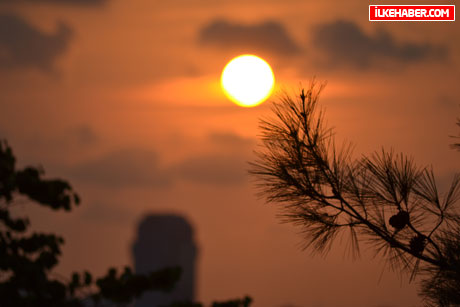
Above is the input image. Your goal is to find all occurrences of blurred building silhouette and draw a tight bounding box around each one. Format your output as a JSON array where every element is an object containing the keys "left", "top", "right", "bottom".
[{"left": 133, "top": 214, "right": 198, "bottom": 307}]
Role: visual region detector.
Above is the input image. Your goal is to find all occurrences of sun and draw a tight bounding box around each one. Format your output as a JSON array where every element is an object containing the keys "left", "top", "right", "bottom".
[{"left": 221, "top": 54, "right": 275, "bottom": 107}]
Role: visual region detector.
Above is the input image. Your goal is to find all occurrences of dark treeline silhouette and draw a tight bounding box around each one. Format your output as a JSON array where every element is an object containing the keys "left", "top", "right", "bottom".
[
  {"left": 0, "top": 140, "right": 181, "bottom": 306},
  {"left": 0, "top": 140, "right": 252, "bottom": 307}
]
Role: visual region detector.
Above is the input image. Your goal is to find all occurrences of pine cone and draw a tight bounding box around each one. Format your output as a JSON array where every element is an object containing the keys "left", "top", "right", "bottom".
[
  {"left": 409, "top": 235, "right": 426, "bottom": 255},
  {"left": 389, "top": 210, "right": 410, "bottom": 230}
]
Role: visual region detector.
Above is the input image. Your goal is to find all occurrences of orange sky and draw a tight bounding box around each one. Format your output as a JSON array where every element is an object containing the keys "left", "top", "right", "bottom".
[{"left": 0, "top": 0, "right": 459, "bottom": 306}]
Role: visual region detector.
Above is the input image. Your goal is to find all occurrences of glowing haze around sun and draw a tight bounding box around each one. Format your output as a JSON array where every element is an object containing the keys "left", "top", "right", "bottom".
[{"left": 221, "top": 55, "right": 275, "bottom": 107}]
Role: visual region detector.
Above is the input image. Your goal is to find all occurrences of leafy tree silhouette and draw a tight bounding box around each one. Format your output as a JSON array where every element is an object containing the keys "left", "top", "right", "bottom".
[
  {"left": 250, "top": 82, "right": 460, "bottom": 306},
  {"left": 0, "top": 140, "right": 251, "bottom": 307}
]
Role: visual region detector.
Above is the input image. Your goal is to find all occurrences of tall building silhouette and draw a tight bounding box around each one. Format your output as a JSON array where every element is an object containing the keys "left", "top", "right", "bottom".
[{"left": 133, "top": 214, "right": 198, "bottom": 307}]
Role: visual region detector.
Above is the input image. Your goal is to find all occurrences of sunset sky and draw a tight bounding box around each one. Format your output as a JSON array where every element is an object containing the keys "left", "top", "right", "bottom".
[{"left": 0, "top": 0, "right": 459, "bottom": 306}]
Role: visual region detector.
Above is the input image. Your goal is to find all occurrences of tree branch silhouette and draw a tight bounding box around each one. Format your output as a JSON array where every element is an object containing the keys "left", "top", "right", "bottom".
[{"left": 250, "top": 82, "right": 460, "bottom": 306}]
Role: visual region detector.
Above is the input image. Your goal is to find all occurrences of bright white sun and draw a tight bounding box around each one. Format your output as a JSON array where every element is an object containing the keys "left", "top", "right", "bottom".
[{"left": 221, "top": 54, "right": 275, "bottom": 107}]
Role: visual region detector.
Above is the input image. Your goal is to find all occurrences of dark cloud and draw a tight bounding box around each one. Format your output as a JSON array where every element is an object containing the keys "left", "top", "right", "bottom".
[
  {"left": 208, "top": 132, "right": 255, "bottom": 147},
  {"left": 71, "top": 126, "right": 99, "bottom": 146},
  {"left": 71, "top": 149, "right": 248, "bottom": 187},
  {"left": 69, "top": 149, "right": 169, "bottom": 188},
  {"left": 311, "top": 19, "right": 447, "bottom": 69},
  {"left": 172, "top": 153, "right": 248, "bottom": 185},
  {"left": 70, "top": 149, "right": 248, "bottom": 188},
  {"left": 0, "top": 0, "right": 106, "bottom": 5},
  {"left": 169, "top": 132, "right": 254, "bottom": 185},
  {"left": 17, "top": 125, "right": 98, "bottom": 160},
  {"left": 199, "top": 19, "right": 301, "bottom": 56},
  {"left": 68, "top": 132, "right": 254, "bottom": 188},
  {"left": 0, "top": 14, "right": 73, "bottom": 71}
]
